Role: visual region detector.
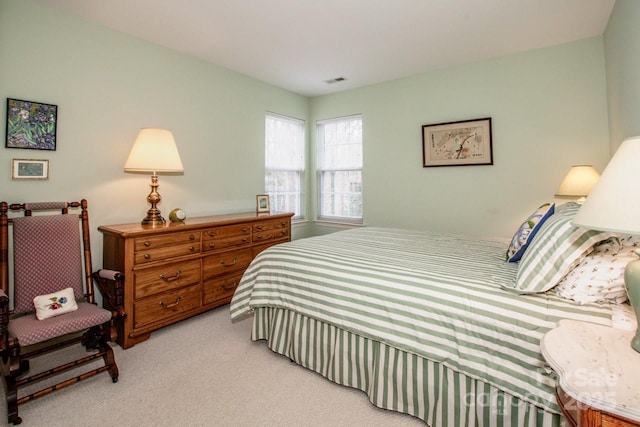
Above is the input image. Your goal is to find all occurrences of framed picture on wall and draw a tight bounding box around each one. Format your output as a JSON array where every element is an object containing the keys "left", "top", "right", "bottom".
[
  {"left": 11, "top": 159, "right": 49, "bottom": 180},
  {"left": 256, "top": 194, "right": 270, "bottom": 213},
  {"left": 422, "top": 117, "right": 492, "bottom": 167},
  {"left": 6, "top": 98, "right": 58, "bottom": 151}
]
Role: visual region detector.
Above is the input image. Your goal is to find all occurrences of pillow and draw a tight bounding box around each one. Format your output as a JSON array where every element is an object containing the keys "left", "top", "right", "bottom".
[
  {"left": 505, "top": 203, "right": 555, "bottom": 262},
  {"left": 33, "top": 287, "right": 78, "bottom": 320},
  {"left": 506, "top": 202, "right": 614, "bottom": 294},
  {"left": 553, "top": 244, "right": 638, "bottom": 304}
]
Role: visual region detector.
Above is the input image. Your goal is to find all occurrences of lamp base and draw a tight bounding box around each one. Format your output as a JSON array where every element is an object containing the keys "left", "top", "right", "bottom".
[
  {"left": 141, "top": 210, "right": 166, "bottom": 227},
  {"left": 625, "top": 252, "right": 640, "bottom": 353},
  {"left": 140, "top": 174, "right": 166, "bottom": 227}
]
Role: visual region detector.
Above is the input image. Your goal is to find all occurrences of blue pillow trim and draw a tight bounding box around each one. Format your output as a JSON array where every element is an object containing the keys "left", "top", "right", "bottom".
[{"left": 506, "top": 203, "right": 555, "bottom": 262}]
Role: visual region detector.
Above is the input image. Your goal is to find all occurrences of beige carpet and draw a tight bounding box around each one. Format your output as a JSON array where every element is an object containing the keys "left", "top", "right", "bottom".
[{"left": 0, "top": 306, "right": 424, "bottom": 426}]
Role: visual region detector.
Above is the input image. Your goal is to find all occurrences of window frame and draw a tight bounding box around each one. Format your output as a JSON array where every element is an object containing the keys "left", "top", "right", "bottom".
[
  {"left": 316, "top": 114, "right": 363, "bottom": 225},
  {"left": 265, "top": 112, "right": 306, "bottom": 220}
]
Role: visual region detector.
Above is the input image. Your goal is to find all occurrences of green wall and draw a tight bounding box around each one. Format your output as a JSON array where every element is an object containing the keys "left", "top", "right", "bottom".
[
  {"left": 0, "top": 0, "right": 311, "bottom": 268},
  {"left": 1, "top": 0, "right": 617, "bottom": 255},
  {"left": 310, "top": 38, "right": 611, "bottom": 238},
  {"left": 604, "top": 0, "right": 640, "bottom": 153}
]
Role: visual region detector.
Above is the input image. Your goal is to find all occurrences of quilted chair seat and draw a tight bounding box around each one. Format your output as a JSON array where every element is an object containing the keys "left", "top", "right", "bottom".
[{"left": 8, "top": 303, "right": 112, "bottom": 347}]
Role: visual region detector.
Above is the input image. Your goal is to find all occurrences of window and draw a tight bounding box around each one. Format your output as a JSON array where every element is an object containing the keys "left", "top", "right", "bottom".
[
  {"left": 265, "top": 113, "right": 305, "bottom": 219},
  {"left": 317, "top": 115, "right": 363, "bottom": 223}
]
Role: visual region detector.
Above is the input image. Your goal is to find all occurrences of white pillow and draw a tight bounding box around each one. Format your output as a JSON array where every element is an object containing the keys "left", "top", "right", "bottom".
[
  {"left": 553, "top": 245, "right": 637, "bottom": 305},
  {"left": 33, "top": 287, "right": 78, "bottom": 320},
  {"left": 553, "top": 235, "right": 640, "bottom": 304}
]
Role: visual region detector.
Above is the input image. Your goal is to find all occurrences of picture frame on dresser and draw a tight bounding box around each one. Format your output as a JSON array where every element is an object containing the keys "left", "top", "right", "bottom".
[{"left": 256, "top": 194, "right": 270, "bottom": 213}]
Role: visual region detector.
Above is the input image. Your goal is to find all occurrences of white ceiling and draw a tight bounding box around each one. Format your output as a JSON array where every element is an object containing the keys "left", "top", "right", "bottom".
[{"left": 35, "top": 0, "right": 615, "bottom": 97}]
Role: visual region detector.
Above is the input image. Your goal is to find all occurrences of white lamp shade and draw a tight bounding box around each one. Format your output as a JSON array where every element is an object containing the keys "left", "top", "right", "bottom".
[
  {"left": 572, "top": 136, "right": 640, "bottom": 234},
  {"left": 124, "top": 128, "right": 184, "bottom": 173},
  {"left": 555, "top": 165, "right": 600, "bottom": 198}
]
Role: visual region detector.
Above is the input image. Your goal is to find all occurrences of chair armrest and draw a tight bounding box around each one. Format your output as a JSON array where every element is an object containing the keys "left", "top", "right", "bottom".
[{"left": 92, "top": 269, "right": 127, "bottom": 319}]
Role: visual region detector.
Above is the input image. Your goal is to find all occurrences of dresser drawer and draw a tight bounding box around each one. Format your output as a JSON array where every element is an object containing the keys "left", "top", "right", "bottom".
[
  {"left": 203, "top": 249, "right": 252, "bottom": 279},
  {"left": 253, "top": 219, "right": 289, "bottom": 233},
  {"left": 134, "top": 231, "right": 200, "bottom": 251},
  {"left": 134, "top": 259, "right": 201, "bottom": 299},
  {"left": 203, "top": 271, "right": 243, "bottom": 306},
  {"left": 252, "top": 228, "right": 289, "bottom": 244},
  {"left": 133, "top": 284, "right": 201, "bottom": 329},
  {"left": 135, "top": 241, "right": 201, "bottom": 264},
  {"left": 203, "top": 234, "right": 251, "bottom": 252},
  {"left": 203, "top": 224, "right": 251, "bottom": 240}
]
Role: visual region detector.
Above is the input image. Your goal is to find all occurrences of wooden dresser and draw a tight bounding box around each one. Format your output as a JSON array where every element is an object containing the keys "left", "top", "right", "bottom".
[{"left": 99, "top": 211, "right": 293, "bottom": 348}]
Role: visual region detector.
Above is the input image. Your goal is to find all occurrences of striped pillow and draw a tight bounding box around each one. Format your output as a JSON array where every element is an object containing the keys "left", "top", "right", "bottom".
[{"left": 508, "top": 203, "right": 614, "bottom": 294}]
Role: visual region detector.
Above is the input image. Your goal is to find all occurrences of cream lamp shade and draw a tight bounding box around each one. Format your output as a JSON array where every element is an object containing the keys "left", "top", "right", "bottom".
[
  {"left": 572, "top": 136, "right": 640, "bottom": 352},
  {"left": 124, "top": 128, "right": 183, "bottom": 173},
  {"left": 124, "top": 128, "right": 183, "bottom": 226},
  {"left": 555, "top": 165, "right": 600, "bottom": 203}
]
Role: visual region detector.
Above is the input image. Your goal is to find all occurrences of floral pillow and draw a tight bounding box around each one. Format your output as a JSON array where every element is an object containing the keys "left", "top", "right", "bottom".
[
  {"left": 505, "top": 203, "right": 555, "bottom": 262},
  {"left": 553, "top": 244, "right": 638, "bottom": 305},
  {"left": 33, "top": 287, "right": 78, "bottom": 320}
]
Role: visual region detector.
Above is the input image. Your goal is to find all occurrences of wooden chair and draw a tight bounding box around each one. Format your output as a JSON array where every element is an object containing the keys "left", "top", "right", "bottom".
[{"left": 0, "top": 200, "right": 124, "bottom": 425}]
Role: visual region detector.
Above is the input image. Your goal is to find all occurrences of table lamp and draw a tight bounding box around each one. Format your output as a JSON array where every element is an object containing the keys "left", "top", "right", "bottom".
[
  {"left": 572, "top": 136, "right": 640, "bottom": 352},
  {"left": 555, "top": 165, "right": 600, "bottom": 204},
  {"left": 124, "top": 128, "right": 184, "bottom": 226}
]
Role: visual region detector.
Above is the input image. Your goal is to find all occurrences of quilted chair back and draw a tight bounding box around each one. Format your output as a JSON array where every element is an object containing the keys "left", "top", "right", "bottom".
[{"left": 12, "top": 214, "right": 84, "bottom": 315}]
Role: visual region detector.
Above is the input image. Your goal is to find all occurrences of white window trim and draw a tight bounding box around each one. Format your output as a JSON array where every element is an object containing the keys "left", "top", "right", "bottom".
[
  {"left": 265, "top": 112, "right": 306, "bottom": 219},
  {"left": 316, "top": 114, "right": 363, "bottom": 225}
]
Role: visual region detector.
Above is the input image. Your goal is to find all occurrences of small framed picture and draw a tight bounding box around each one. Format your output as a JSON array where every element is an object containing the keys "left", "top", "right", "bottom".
[
  {"left": 256, "top": 194, "right": 270, "bottom": 213},
  {"left": 422, "top": 117, "right": 492, "bottom": 167},
  {"left": 12, "top": 159, "right": 49, "bottom": 180},
  {"left": 6, "top": 98, "right": 58, "bottom": 151}
]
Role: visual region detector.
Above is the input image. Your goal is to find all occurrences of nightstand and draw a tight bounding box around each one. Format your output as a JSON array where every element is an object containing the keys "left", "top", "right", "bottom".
[{"left": 541, "top": 319, "right": 640, "bottom": 426}]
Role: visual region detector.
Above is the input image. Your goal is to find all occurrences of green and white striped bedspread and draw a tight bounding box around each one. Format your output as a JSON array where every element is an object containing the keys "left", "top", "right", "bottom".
[{"left": 230, "top": 227, "right": 613, "bottom": 413}]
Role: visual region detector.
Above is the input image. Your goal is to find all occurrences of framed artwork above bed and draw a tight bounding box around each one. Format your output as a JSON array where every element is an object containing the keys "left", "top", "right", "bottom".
[{"left": 422, "top": 117, "right": 492, "bottom": 167}]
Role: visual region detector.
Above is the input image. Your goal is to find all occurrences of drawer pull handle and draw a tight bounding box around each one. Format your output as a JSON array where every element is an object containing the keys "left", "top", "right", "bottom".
[
  {"left": 220, "top": 257, "right": 237, "bottom": 267},
  {"left": 189, "top": 234, "right": 195, "bottom": 240},
  {"left": 160, "top": 270, "right": 182, "bottom": 282},
  {"left": 242, "top": 227, "right": 248, "bottom": 232},
  {"left": 159, "top": 296, "right": 181, "bottom": 310},
  {"left": 208, "top": 231, "right": 216, "bottom": 237},
  {"left": 144, "top": 241, "right": 151, "bottom": 247},
  {"left": 189, "top": 246, "right": 195, "bottom": 251},
  {"left": 281, "top": 222, "right": 286, "bottom": 226},
  {"left": 220, "top": 280, "right": 238, "bottom": 291},
  {"left": 209, "top": 243, "right": 215, "bottom": 248},
  {"left": 144, "top": 254, "right": 151, "bottom": 260},
  {"left": 256, "top": 225, "right": 263, "bottom": 230},
  {"left": 242, "top": 237, "right": 248, "bottom": 242},
  {"left": 255, "top": 234, "right": 262, "bottom": 240}
]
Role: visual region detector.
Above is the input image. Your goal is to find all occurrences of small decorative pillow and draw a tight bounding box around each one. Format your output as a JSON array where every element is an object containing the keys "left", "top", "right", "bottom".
[
  {"left": 505, "top": 203, "right": 555, "bottom": 262},
  {"left": 506, "top": 203, "right": 614, "bottom": 294},
  {"left": 553, "top": 245, "right": 638, "bottom": 304},
  {"left": 33, "top": 287, "right": 78, "bottom": 320}
]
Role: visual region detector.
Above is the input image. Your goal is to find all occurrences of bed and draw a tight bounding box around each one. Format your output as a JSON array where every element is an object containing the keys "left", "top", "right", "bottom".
[{"left": 230, "top": 203, "right": 636, "bottom": 426}]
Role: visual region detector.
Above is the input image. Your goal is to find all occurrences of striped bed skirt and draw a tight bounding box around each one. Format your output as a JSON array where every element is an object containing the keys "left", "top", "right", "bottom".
[{"left": 252, "top": 307, "right": 560, "bottom": 427}]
